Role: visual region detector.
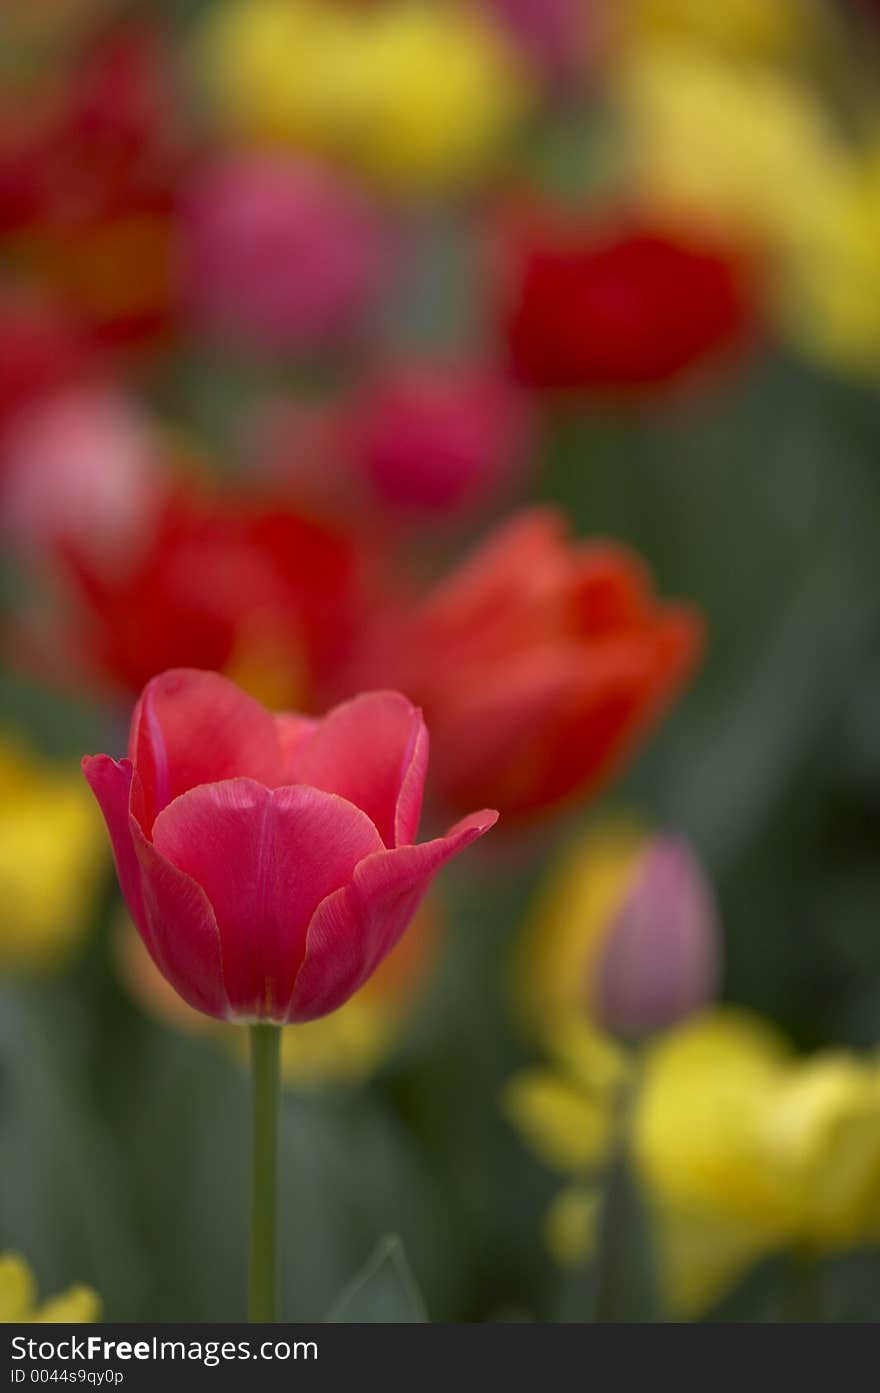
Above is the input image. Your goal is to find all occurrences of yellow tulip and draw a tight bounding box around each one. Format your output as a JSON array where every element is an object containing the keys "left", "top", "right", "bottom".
[
  {"left": 634, "top": 1010, "right": 880, "bottom": 1314},
  {"left": 777, "top": 141, "right": 880, "bottom": 376},
  {"left": 0, "top": 736, "right": 106, "bottom": 974},
  {"left": 196, "top": 0, "right": 530, "bottom": 194},
  {"left": 545, "top": 1184, "right": 601, "bottom": 1267},
  {"left": 506, "top": 1005, "right": 880, "bottom": 1316},
  {"left": 621, "top": 0, "right": 814, "bottom": 58},
  {"left": 502, "top": 1066, "right": 616, "bottom": 1174},
  {"left": 614, "top": 41, "right": 845, "bottom": 249},
  {"left": 0, "top": 1253, "right": 99, "bottom": 1323},
  {"left": 514, "top": 817, "right": 646, "bottom": 1037}
]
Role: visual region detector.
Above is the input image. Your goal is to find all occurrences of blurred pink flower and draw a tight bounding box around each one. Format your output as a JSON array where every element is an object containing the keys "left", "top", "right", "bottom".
[
  {"left": 480, "top": 0, "right": 601, "bottom": 87},
  {"left": 595, "top": 834, "right": 722, "bottom": 1040},
  {"left": 179, "top": 155, "right": 389, "bottom": 354},
  {"left": 0, "top": 386, "right": 163, "bottom": 560},
  {"left": 350, "top": 362, "right": 535, "bottom": 518}
]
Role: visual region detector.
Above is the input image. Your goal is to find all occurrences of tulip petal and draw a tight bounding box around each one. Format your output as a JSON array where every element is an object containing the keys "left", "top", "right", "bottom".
[
  {"left": 82, "top": 751, "right": 229, "bottom": 1018},
  {"left": 82, "top": 754, "right": 145, "bottom": 926},
  {"left": 131, "top": 820, "right": 230, "bottom": 1019},
  {"left": 289, "top": 690, "right": 428, "bottom": 847},
  {"left": 151, "top": 779, "right": 385, "bottom": 1020},
  {"left": 275, "top": 711, "right": 319, "bottom": 780},
  {"left": 128, "top": 668, "right": 282, "bottom": 830},
  {"left": 288, "top": 808, "right": 498, "bottom": 1021}
]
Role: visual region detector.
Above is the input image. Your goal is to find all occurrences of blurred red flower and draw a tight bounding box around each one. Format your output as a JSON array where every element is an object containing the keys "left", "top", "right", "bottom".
[
  {"left": 501, "top": 213, "right": 755, "bottom": 390},
  {"left": 362, "top": 507, "right": 702, "bottom": 822},
  {"left": 0, "top": 21, "right": 185, "bottom": 348},
  {"left": 0, "top": 288, "right": 91, "bottom": 441},
  {"left": 45, "top": 483, "right": 380, "bottom": 710}
]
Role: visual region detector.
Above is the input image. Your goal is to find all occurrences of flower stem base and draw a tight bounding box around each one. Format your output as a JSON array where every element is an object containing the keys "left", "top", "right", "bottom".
[{"left": 249, "top": 1023, "right": 281, "bottom": 1323}]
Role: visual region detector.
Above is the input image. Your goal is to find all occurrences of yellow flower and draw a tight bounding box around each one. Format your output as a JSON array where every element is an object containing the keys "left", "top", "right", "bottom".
[
  {"left": 196, "top": 0, "right": 530, "bottom": 195},
  {"left": 634, "top": 1010, "right": 880, "bottom": 1315},
  {"left": 777, "top": 140, "right": 880, "bottom": 375},
  {"left": 502, "top": 1061, "right": 616, "bottom": 1174},
  {"left": 116, "top": 895, "right": 442, "bottom": 1089},
  {"left": 0, "top": 1254, "right": 99, "bottom": 1323},
  {"left": 502, "top": 1019, "right": 630, "bottom": 1263},
  {"left": 505, "top": 1005, "right": 880, "bottom": 1316},
  {"left": 614, "top": 41, "right": 845, "bottom": 248},
  {"left": 514, "top": 817, "right": 645, "bottom": 1037},
  {"left": 545, "top": 1184, "right": 601, "bottom": 1267},
  {"left": 0, "top": 736, "right": 106, "bottom": 974},
  {"left": 621, "top": 0, "right": 813, "bottom": 58}
]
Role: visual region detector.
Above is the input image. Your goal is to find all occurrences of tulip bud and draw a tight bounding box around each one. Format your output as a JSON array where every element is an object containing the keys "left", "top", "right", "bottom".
[{"left": 593, "top": 835, "right": 721, "bottom": 1040}]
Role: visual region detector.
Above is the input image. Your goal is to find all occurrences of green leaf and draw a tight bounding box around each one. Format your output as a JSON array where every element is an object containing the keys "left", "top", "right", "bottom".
[{"left": 325, "top": 1236, "right": 428, "bottom": 1323}]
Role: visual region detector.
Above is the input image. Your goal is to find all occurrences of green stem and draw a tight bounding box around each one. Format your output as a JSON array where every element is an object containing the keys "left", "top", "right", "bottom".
[
  {"left": 592, "top": 1116, "right": 629, "bottom": 1323},
  {"left": 249, "top": 1024, "right": 281, "bottom": 1323},
  {"left": 592, "top": 1069, "right": 656, "bottom": 1323}
]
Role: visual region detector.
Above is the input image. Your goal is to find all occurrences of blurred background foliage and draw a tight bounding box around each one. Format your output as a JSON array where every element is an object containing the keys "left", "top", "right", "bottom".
[{"left": 1, "top": 0, "right": 879, "bottom": 1323}]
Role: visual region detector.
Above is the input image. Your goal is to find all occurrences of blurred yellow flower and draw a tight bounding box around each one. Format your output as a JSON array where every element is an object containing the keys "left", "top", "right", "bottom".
[
  {"left": 545, "top": 1184, "right": 601, "bottom": 1267},
  {"left": 197, "top": 0, "right": 530, "bottom": 194},
  {"left": 0, "top": 1254, "right": 100, "bottom": 1323},
  {"left": 615, "top": 41, "right": 845, "bottom": 249},
  {"left": 622, "top": 0, "right": 812, "bottom": 58},
  {"left": 506, "top": 1008, "right": 880, "bottom": 1316},
  {"left": 635, "top": 1011, "right": 880, "bottom": 1313},
  {"left": 0, "top": 736, "right": 106, "bottom": 974},
  {"left": 515, "top": 818, "right": 645, "bottom": 1035},
  {"left": 503, "top": 1059, "right": 617, "bottom": 1175},
  {"left": 502, "top": 1019, "right": 627, "bottom": 1263},
  {"left": 117, "top": 895, "right": 442, "bottom": 1089},
  {"left": 778, "top": 141, "right": 880, "bottom": 375}
]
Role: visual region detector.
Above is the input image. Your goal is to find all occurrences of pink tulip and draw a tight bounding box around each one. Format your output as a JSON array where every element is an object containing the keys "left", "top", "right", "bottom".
[
  {"left": 480, "top": 0, "right": 603, "bottom": 89},
  {"left": 83, "top": 669, "right": 496, "bottom": 1022},
  {"left": 179, "top": 156, "right": 389, "bottom": 354},
  {"left": 351, "top": 363, "right": 535, "bottom": 517},
  {"left": 595, "top": 835, "right": 721, "bottom": 1040}
]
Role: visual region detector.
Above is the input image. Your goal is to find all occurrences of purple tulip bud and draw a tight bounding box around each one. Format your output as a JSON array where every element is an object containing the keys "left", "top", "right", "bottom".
[{"left": 593, "top": 835, "right": 721, "bottom": 1040}]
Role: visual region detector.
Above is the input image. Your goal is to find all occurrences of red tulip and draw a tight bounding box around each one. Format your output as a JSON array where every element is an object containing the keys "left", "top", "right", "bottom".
[
  {"left": 365, "top": 508, "right": 702, "bottom": 821},
  {"left": 0, "top": 22, "right": 184, "bottom": 347},
  {"left": 501, "top": 213, "right": 754, "bottom": 390},
  {"left": 0, "top": 289, "right": 90, "bottom": 442},
  {"left": 50, "top": 482, "right": 375, "bottom": 707},
  {"left": 83, "top": 669, "right": 496, "bottom": 1022}
]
